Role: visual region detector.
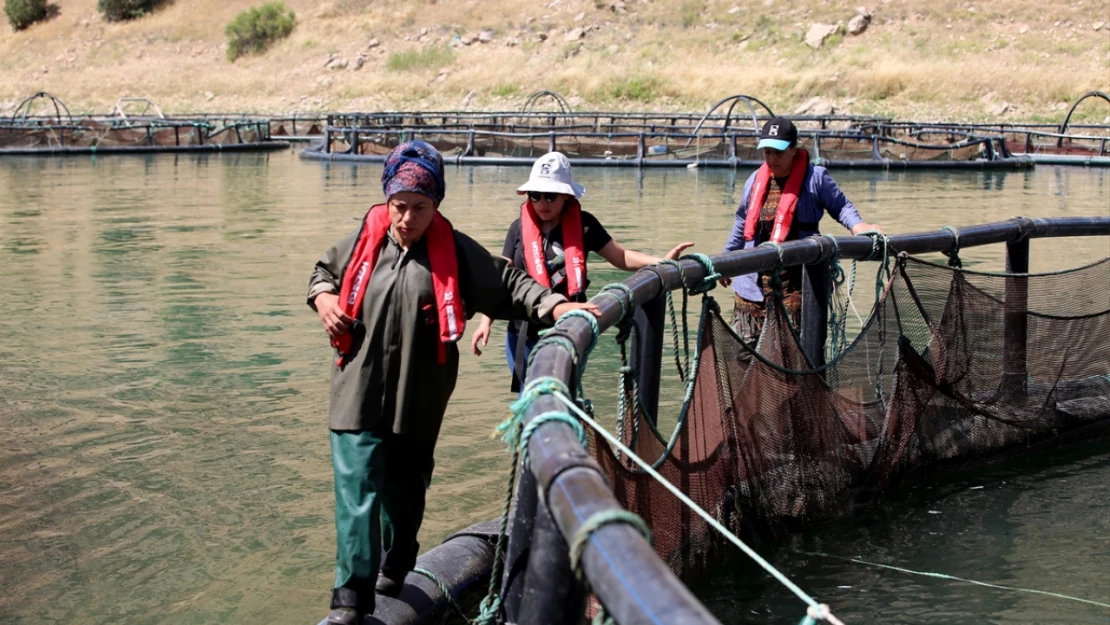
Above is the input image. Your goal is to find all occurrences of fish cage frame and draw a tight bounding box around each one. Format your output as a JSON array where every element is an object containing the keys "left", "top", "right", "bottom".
[
  {"left": 302, "top": 124, "right": 1029, "bottom": 169},
  {"left": 321, "top": 215, "right": 1110, "bottom": 625}
]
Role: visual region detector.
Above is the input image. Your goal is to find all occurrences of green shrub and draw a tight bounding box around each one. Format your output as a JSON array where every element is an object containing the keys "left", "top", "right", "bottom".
[
  {"left": 611, "top": 75, "right": 661, "bottom": 102},
  {"left": 4, "top": 0, "right": 47, "bottom": 30},
  {"left": 386, "top": 46, "right": 455, "bottom": 72},
  {"left": 225, "top": 2, "right": 296, "bottom": 62},
  {"left": 97, "top": 0, "right": 163, "bottom": 22}
]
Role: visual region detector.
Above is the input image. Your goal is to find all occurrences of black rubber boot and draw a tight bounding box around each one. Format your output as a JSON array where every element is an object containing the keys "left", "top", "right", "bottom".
[
  {"left": 328, "top": 587, "right": 371, "bottom": 624},
  {"left": 374, "top": 571, "right": 407, "bottom": 598}
]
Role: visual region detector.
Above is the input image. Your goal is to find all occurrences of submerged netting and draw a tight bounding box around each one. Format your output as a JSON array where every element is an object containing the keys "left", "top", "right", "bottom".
[{"left": 590, "top": 254, "right": 1110, "bottom": 580}]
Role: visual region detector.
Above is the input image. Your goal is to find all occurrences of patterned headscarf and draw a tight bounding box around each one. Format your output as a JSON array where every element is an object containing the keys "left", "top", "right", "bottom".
[{"left": 381, "top": 140, "right": 446, "bottom": 204}]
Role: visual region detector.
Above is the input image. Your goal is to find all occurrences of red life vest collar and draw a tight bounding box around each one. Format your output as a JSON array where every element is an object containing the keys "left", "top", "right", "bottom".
[
  {"left": 742, "top": 149, "right": 810, "bottom": 243},
  {"left": 332, "top": 204, "right": 463, "bottom": 366},
  {"left": 520, "top": 198, "right": 586, "bottom": 297}
]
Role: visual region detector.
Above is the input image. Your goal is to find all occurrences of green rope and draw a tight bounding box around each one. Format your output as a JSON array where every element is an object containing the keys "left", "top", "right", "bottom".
[
  {"left": 472, "top": 432, "right": 523, "bottom": 625},
  {"left": 410, "top": 567, "right": 472, "bottom": 621},
  {"left": 569, "top": 509, "right": 653, "bottom": 625},
  {"left": 657, "top": 259, "right": 691, "bottom": 383},
  {"left": 550, "top": 309, "right": 600, "bottom": 377},
  {"left": 825, "top": 237, "right": 853, "bottom": 362},
  {"left": 477, "top": 377, "right": 587, "bottom": 625},
  {"left": 679, "top": 252, "right": 721, "bottom": 294},
  {"left": 606, "top": 278, "right": 716, "bottom": 470},
  {"left": 523, "top": 333, "right": 586, "bottom": 405},
  {"left": 518, "top": 411, "right": 586, "bottom": 469},
  {"left": 568, "top": 509, "right": 652, "bottom": 579},
  {"left": 940, "top": 225, "right": 963, "bottom": 268},
  {"left": 596, "top": 283, "right": 637, "bottom": 324},
  {"left": 856, "top": 229, "right": 894, "bottom": 303}
]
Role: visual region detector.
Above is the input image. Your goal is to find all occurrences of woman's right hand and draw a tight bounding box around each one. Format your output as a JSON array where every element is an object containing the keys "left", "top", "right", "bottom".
[
  {"left": 314, "top": 292, "right": 354, "bottom": 340},
  {"left": 470, "top": 317, "right": 492, "bottom": 356}
]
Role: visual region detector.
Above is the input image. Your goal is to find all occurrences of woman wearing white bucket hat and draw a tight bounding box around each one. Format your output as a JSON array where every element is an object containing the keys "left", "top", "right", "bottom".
[{"left": 470, "top": 151, "right": 694, "bottom": 391}]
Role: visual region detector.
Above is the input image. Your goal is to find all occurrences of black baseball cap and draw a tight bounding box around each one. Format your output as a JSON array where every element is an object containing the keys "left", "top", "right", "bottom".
[{"left": 757, "top": 116, "right": 798, "bottom": 151}]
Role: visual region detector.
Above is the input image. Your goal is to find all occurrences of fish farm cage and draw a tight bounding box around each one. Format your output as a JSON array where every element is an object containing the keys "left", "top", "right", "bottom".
[
  {"left": 319, "top": 215, "right": 1110, "bottom": 625},
  {"left": 0, "top": 93, "right": 292, "bottom": 155},
  {"left": 298, "top": 92, "right": 1110, "bottom": 169}
]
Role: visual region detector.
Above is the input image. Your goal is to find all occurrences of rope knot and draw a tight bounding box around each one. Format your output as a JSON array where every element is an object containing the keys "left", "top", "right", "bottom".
[{"left": 940, "top": 225, "right": 963, "bottom": 268}]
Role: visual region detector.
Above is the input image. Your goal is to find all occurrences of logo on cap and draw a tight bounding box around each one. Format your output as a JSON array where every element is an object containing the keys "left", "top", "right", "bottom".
[
  {"left": 540, "top": 163, "right": 551, "bottom": 175},
  {"left": 769, "top": 125, "right": 779, "bottom": 136}
]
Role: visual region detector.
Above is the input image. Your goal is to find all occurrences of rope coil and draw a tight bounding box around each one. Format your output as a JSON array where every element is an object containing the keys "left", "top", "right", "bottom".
[{"left": 940, "top": 225, "right": 963, "bottom": 268}]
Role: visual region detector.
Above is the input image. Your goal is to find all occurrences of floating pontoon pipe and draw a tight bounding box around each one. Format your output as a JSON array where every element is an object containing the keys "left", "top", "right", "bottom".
[{"left": 313, "top": 521, "right": 498, "bottom": 625}]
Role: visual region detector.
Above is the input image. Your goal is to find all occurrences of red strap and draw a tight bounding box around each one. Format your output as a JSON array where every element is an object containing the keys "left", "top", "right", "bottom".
[
  {"left": 333, "top": 205, "right": 390, "bottom": 363},
  {"left": 331, "top": 206, "right": 464, "bottom": 367},
  {"left": 520, "top": 199, "right": 587, "bottom": 297},
  {"left": 425, "top": 213, "right": 465, "bottom": 345},
  {"left": 742, "top": 149, "right": 810, "bottom": 243}
]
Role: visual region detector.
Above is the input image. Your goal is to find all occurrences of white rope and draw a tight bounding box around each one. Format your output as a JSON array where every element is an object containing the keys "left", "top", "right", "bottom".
[
  {"left": 548, "top": 390, "right": 846, "bottom": 625},
  {"left": 804, "top": 552, "right": 1110, "bottom": 609}
]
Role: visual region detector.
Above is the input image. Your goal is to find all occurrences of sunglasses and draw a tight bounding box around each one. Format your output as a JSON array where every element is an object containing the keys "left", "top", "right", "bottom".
[{"left": 527, "top": 191, "right": 561, "bottom": 203}]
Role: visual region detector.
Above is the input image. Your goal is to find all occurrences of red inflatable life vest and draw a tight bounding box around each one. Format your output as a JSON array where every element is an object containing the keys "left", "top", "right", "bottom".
[
  {"left": 742, "top": 149, "right": 810, "bottom": 243},
  {"left": 333, "top": 204, "right": 463, "bottom": 366},
  {"left": 520, "top": 198, "right": 586, "bottom": 297}
]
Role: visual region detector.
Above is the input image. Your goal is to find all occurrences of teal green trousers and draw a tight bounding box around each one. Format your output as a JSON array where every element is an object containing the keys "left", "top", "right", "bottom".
[{"left": 330, "top": 430, "right": 435, "bottom": 610}]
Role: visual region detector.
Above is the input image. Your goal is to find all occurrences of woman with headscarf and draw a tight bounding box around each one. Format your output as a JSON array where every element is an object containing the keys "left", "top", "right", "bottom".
[
  {"left": 468, "top": 151, "right": 693, "bottom": 390},
  {"left": 307, "top": 141, "right": 598, "bottom": 624}
]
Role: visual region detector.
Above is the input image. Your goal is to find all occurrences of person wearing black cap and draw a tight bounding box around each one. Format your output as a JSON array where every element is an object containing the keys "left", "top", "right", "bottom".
[{"left": 721, "top": 116, "right": 883, "bottom": 344}]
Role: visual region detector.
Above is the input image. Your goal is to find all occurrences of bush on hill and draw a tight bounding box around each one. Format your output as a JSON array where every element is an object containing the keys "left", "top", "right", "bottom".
[
  {"left": 225, "top": 2, "right": 296, "bottom": 62},
  {"left": 97, "top": 0, "right": 166, "bottom": 22},
  {"left": 4, "top": 0, "right": 47, "bottom": 30}
]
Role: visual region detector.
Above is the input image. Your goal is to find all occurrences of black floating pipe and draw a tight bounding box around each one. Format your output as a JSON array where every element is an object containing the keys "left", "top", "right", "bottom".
[
  {"left": 1002, "top": 233, "right": 1031, "bottom": 398},
  {"left": 800, "top": 259, "right": 830, "bottom": 370},
  {"left": 634, "top": 294, "right": 666, "bottom": 426},
  {"left": 515, "top": 500, "right": 585, "bottom": 625},
  {"left": 499, "top": 467, "right": 538, "bottom": 623},
  {"left": 522, "top": 333, "right": 723, "bottom": 625},
  {"left": 314, "top": 520, "right": 498, "bottom": 625},
  {"left": 518, "top": 216, "right": 1109, "bottom": 625}
]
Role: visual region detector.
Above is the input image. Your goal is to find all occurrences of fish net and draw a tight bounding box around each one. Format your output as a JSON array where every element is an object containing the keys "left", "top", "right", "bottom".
[{"left": 588, "top": 254, "right": 1110, "bottom": 580}]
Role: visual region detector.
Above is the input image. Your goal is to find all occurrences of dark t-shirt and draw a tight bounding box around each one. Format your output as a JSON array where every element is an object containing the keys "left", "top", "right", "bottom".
[{"left": 502, "top": 209, "right": 612, "bottom": 337}]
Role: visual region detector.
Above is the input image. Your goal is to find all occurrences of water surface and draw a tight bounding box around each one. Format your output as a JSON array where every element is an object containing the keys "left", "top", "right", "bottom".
[{"left": 0, "top": 152, "right": 1106, "bottom": 624}]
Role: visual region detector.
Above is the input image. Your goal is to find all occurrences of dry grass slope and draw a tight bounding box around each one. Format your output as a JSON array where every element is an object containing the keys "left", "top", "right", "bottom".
[{"left": 1, "top": 0, "right": 1108, "bottom": 121}]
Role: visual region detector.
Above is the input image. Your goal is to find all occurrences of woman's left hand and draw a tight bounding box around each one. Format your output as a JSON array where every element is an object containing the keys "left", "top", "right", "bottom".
[
  {"left": 553, "top": 301, "right": 601, "bottom": 320},
  {"left": 663, "top": 241, "right": 696, "bottom": 260},
  {"left": 851, "top": 223, "right": 885, "bottom": 235}
]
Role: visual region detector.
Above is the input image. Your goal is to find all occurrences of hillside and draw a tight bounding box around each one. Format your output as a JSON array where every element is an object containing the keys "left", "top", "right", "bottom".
[{"left": 1, "top": 0, "right": 1108, "bottom": 121}]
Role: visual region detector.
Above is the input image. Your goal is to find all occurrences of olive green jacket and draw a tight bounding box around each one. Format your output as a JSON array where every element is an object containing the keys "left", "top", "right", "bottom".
[{"left": 308, "top": 225, "right": 565, "bottom": 441}]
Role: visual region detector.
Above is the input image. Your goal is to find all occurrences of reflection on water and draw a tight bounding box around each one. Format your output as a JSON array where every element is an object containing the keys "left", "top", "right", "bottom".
[{"left": 0, "top": 153, "right": 1107, "bottom": 625}]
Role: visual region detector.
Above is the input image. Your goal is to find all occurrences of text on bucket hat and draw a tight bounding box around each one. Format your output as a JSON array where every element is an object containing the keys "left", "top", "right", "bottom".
[
  {"left": 381, "top": 141, "right": 446, "bottom": 203},
  {"left": 757, "top": 117, "right": 798, "bottom": 151},
  {"left": 516, "top": 152, "right": 585, "bottom": 199}
]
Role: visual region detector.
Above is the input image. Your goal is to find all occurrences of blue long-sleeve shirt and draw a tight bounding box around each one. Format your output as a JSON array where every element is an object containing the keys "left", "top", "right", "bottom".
[{"left": 724, "top": 164, "right": 863, "bottom": 302}]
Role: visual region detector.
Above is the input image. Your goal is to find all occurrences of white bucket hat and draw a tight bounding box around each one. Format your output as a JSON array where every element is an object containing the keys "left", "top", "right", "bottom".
[{"left": 516, "top": 152, "right": 585, "bottom": 199}]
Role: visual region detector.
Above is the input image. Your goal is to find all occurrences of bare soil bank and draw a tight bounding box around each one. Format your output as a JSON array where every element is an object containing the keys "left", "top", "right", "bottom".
[{"left": 1, "top": 0, "right": 1108, "bottom": 122}]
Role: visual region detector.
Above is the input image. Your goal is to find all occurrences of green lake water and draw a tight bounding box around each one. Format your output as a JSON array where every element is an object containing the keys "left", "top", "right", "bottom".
[{"left": 0, "top": 151, "right": 1107, "bottom": 624}]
